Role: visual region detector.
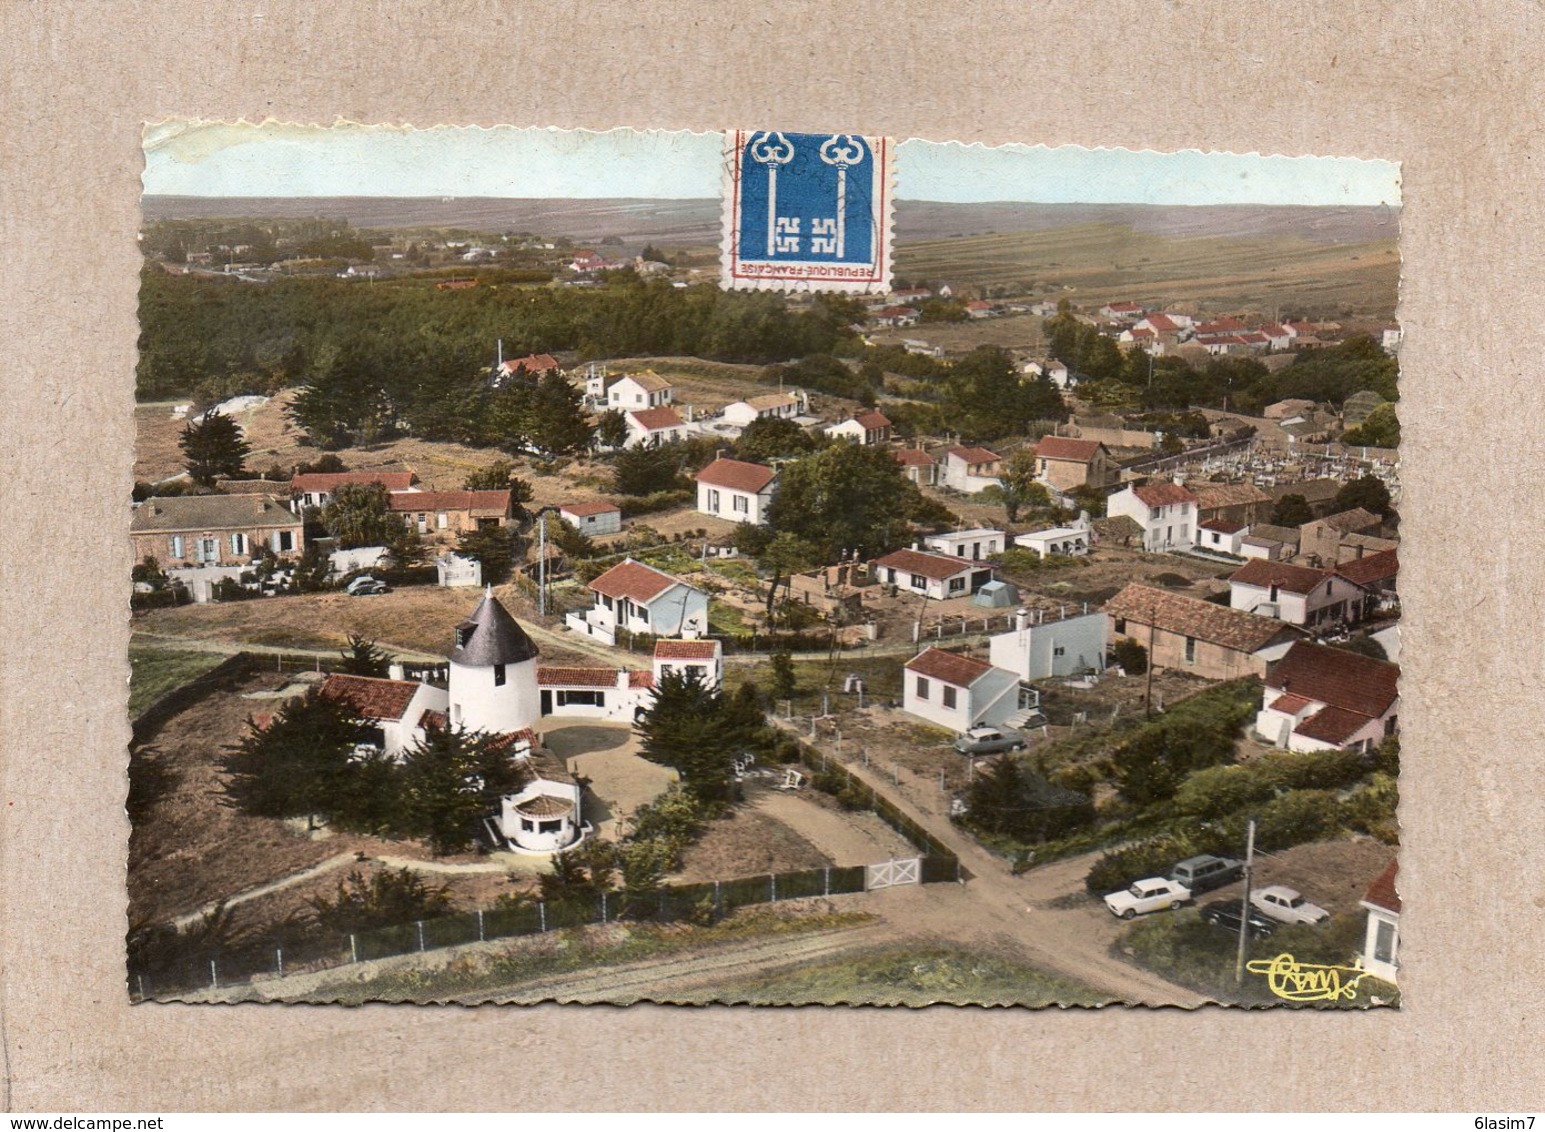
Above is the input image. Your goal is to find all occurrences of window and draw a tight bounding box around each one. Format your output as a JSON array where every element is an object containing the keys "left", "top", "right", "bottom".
[
  {"left": 1185, "top": 636, "right": 1197, "bottom": 663},
  {"left": 708, "top": 489, "right": 720, "bottom": 512},
  {"left": 520, "top": 818, "right": 535, "bottom": 832},
  {"left": 277, "top": 530, "right": 294, "bottom": 552},
  {"left": 1053, "top": 646, "right": 1066, "bottom": 657},
  {"left": 948, "top": 577, "right": 966, "bottom": 594},
  {"left": 170, "top": 535, "right": 183, "bottom": 558},
  {"left": 1269, "top": 584, "right": 1280, "bottom": 602},
  {"left": 1113, "top": 617, "right": 1126, "bottom": 635},
  {"left": 494, "top": 664, "right": 506, "bottom": 687},
  {"left": 942, "top": 686, "right": 957, "bottom": 709},
  {"left": 1211, "top": 532, "right": 1220, "bottom": 544},
  {"left": 1373, "top": 919, "right": 1397, "bottom": 964},
  {"left": 915, "top": 676, "right": 930, "bottom": 701},
  {"left": 636, "top": 605, "right": 650, "bottom": 625},
  {"left": 956, "top": 546, "right": 966, "bottom": 557},
  {"left": 909, "top": 573, "right": 927, "bottom": 591},
  {"left": 437, "top": 512, "right": 449, "bottom": 529},
  {"left": 732, "top": 494, "right": 749, "bottom": 513},
  {"left": 230, "top": 533, "right": 246, "bottom": 556},
  {"left": 538, "top": 819, "right": 562, "bottom": 834},
  {"left": 558, "top": 689, "right": 605, "bottom": 708}
]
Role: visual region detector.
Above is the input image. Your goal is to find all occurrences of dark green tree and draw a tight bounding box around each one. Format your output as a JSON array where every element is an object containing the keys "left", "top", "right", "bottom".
[
  {"left": 222, "top": 688, "right": 373, "bottom": 821},
  {"left": 769, "top": 651, "right": 797, "bottom": 702},
  {"left": 1271, "top": 493, "right": 1315, "bottom": 528},
  {"left": 596, "top": 409, "right": 630, "bottom": 450},
  {"left": 611, "top": 443, "right": 684, "bottom": 497},
  {"left": 1341, "top": 401, "right": 1400, "bottom": 448},
  {"left": 1332, "top": 474, "right": 1394, "bottom": 519},
  {"left": 320, "top": 482, "right": 399, "bottom": 549},
  {"left": 456, "top": 526, "right": 519, "bottom": 584},
  {"left": 338, "top": 634, "right": 391, "bottom": 678},
  {"left": 766, "top": 443, "right": 921, "bottom": 562},
  {"left": 307, "top": 868, "right": 452, "bottom": 934},
  {"left": 734, "top": 416, "right": 814, "bottom": 462},
  {"left": 179, "top": 412, "right": 250, "bottom": 486},
  {"left": 635, "top": 670, "right": 760, "bottom": 801},
  {"left": 527, "top": 369, "right": 596, "bottom": 456},
  {"left": 397, "top": 726, "right": 528, "bottom": 855}
]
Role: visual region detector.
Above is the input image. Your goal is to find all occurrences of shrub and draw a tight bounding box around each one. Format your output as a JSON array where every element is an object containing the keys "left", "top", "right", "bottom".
[
  {"left": 1111, "top": 638, "right": 1148, "bottom": 675},
  {"left": 1172, "top": 764, "right": 1274, "bottom": 820},
  {"left": 1085, "top": 834, "right": 1191, "bottom": 895},
  {"left": 1342, "top": 773, "right": 1399, "bottom": 843},
  {"left": 1257, "top": 749, "right": 1367, "bottom": 792},
  {"left": 1254, "top": 789, "right": 1344, "bottom": 851}
]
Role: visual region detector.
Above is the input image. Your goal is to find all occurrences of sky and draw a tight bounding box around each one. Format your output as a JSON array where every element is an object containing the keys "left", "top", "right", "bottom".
[{"left": 143, "top": 122, "right": 1401, "bottom": 207}]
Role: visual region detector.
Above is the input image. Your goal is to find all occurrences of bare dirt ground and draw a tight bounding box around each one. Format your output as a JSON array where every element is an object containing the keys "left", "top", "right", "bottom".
[
  {"left": 131, "top": 581, "right": 602, "bottom": 664},
  {"left": 867, "top": 312, "right": 1047, "bottom": 355},
  {"left": 541, "top": 721, "right": 677, "bottom": 839}
]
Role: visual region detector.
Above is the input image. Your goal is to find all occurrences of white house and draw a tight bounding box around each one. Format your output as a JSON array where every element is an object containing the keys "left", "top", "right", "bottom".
[
  {"left": 1228, "top": 559, "right": 1367, "bottom": 628},
  {"left": 902, "top": 647, "right": 1022, "bottom": 733},
  {"left": 989, "top": 608, "right": 1108, "bottom": 682},
  {"left": 1013, "top": 512, "right": 1093, "bottom": 558},
  {"left": 536, "top": 665, "right": 655, "bottom": 724},
  {"left": 872, "top": 547, "right": 993, "bottom": 601},
  {"left": 623, "top": 405, "right": 688, "bottom": 448},
  {"left": 923, "top": 528, "right": 1005, "bottom": 560},
  {"left": 653, "top": 638, "right": 724, "bottom": 690},
  {"left": 1106, "top": 480, "right": 1199, "bottom": 552},
  {"left": 1194, "top": 518, "right": 1250, "bottom": 557},
  {"left": 1099, "top": 301, "right": 1145, "bottom": 321},
  {"left": 569, "top": 558, "right": 710, "bottom": 644},
  {"left": 607, "top": 371, "right": 674, "bottom": 412},
  {"left": 824, "top": 409, "right": 892, "bottom": 445},
  {"left": 938, "top": 446, "right": 1003, "bottom": 494},
  {"left": 721, "top": 391, "right": 807, "bottom": 427},
  {"left": 893, "top": 447, "right": 937, "bottom": 486},
  {"left": 317, "top": 673, "right": 452, "bottom": 759},
  {"left": 1020, "top": 357, "right": 1072, "bottom": 389},
  {"left": 695, "top": 457, "right": 779, "bottom": 525},
  {"left": 1254, "top": 642, "right": 1399, "bottom": 753},
  {"left": 1359, "top": 860, "right": 1401, "bottom": 986},
  {"left": 559, "top": 500, "right": 623, "bottom": 537}
]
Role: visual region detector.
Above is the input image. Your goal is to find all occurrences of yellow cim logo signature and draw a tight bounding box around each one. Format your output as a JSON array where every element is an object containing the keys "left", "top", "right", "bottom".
[{"left": 1246, "top": 953, "right": 1371, "bottom": 1002}]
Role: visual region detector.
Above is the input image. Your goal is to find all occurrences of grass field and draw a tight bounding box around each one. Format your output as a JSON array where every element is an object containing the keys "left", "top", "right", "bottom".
[
  {"left": 895, "top": 223, "right": 1399, "bottom": 322},
  {"left": 707, "top": 942, "right": 1104, "bottom": 1006},
  {"left": 128, "top": 646, "right": 230, "bottom": 716}
]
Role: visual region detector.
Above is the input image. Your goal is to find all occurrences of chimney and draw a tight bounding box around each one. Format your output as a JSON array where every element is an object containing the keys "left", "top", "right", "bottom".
[{"left": 1015, "top": 607, "right": 1028, "bottom": 632}]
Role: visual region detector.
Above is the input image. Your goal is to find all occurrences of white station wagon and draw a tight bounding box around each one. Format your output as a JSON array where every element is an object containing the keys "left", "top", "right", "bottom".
[{"left": 1104, "top": 877, "right": 1192, "bottom": 919}]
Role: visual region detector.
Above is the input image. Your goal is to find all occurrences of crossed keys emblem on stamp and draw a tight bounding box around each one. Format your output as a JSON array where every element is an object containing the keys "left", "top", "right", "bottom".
[{"left": 725, "top": 129, "right": 890, "bottom": 292}]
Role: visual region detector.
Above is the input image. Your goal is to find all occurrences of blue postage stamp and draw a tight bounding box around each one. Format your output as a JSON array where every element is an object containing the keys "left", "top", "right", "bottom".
[{"left": 722, "top": 129, "right": 892, "bottom": 292}]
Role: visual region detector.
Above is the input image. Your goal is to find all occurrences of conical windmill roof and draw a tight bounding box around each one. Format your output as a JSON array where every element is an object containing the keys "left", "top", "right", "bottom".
[{"left": 450, "top": 589, "right": 540, "bottom": 666}]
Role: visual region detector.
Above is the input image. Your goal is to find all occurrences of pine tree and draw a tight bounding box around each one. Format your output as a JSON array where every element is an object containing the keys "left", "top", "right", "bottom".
[
  {"left": 179, "top": 412, "right": 251, "bottom": 486},
  {"left": 222, "top": 688, "right": 373, "bottom": 820},
  {"left": 337, "top": 634, "right": 391, "bottom": 678}
]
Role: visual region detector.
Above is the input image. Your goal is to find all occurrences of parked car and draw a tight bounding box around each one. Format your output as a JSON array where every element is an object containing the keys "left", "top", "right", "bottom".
[
  {"left": 1168, "top": 854, "right": 1245, "bottom": 894},
  {"left": 345, "top": 576, "right": 390, "bottom": 596},
  {"left": 1199, "top": 899, "right": 1277, "bottom": 939},
  {"left": 1104, "top": 877, "right": 1192, "bottom": 919},
  {"left": 952, "top": 726, "right": 1026, "bottom": 755},
  {"left": 1251, "top": 885, "right": 1331, "bottom": 925}
]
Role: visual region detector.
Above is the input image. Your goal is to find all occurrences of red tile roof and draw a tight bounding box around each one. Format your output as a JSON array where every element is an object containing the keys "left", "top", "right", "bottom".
[
  {"left": 588, "top": 558, "right": 680, "bottom": 603},
  {"left": 1362, "top": 859, "right": 1400, "bottom": 914},
  {"left": 1132, "top": 481, "right": 1199, "bottom": 508},
  {"left": 561, "top": 500, "right": 620, "bottom": 517},
  {"left": 1269, "top": 693, "right": 1313, "bottom": 714},
  {"left": 1190, "top": 482, "right": 1271, "bottom": 510},
  {"left": 628, "top": 406, "right": 686, "bottom": 432},
  {"left": 1106, "top": 301, "right": 1144, "bottom": 313},
  {"left": 1034, "top": 436, "right": 1104, "bottom": 462},
  {"left": 874, "top": 547, "right": 978, "bottom": 582},
  {"left": 291, "top": 471, "right": 418, "bottom": 494},
  {"left": 498, "top": 353, "right": 560, "bottom": 375},
  {"left": 1229, "top": 558, "right": 1337, "bottom": 595},
  {"left": 854, "top": 410, "right": 892, "bottom": 430},
  {"left": 1267, "top": 642, "right": 1399, "bottom": 719},
  {"left": 893, "top": 449, "right": 935, "bottom": 466},
  {"left": 388, "top": 490, "right": 512, "bottom": 515},
  {"left": 696, "top": 457, "right": 778, "bottom": 493},
  {"left": 905, "top": 646, "right": 994, "bottom": 687},
  {"left": 1143, "top": 313, "right": 1182, "bottom": 332},
  {"left": 944, "top": 446, "right": 1001, "bottom": 465},
  {"left": 537, "top": 666, "right": 621, "bottom": 688},
  {"left": 654, "top": 640, "right": 720, "bottom": 660},
  {"left": 419, "top": 709, "right": 448, "bottom": 730},
  {"left": 1335, "top": 549, "right": 1399, "bottom": 587},
  {"left": 628, "top": 670, "right": 655, "bottom": 689},
  {"left": 1104, "top": 583, "right": 1298, "bottom": 652},
  {"left": 319, "top": 674, "right": 421, "bottom": 722},
  {"left": 1294, "top": 704, "right": 1375, "bottom": 744}
]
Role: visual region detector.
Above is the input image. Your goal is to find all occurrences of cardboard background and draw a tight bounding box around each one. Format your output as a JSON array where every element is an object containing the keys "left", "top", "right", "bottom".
[{"left": 2, "top": 0, "right": 1540, "bottom": 1111}]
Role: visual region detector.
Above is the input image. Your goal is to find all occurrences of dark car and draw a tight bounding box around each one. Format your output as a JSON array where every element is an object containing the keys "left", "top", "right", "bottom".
[
  {"left": 1168, "top": 854, "right": 1245, "bottom": 894},
  {"left": 1199, "top": 899, "right": 1277, "bottom": 939}
]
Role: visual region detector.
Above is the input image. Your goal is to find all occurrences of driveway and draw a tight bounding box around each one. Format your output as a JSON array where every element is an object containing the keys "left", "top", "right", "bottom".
[{"left": 543, "top": 720, "right": 676, "bottom": 838}]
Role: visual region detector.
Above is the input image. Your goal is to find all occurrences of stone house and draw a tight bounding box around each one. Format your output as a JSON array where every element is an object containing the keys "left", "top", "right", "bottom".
[{"left": 131, "top": 493, "right": 305, "bottom": 566}]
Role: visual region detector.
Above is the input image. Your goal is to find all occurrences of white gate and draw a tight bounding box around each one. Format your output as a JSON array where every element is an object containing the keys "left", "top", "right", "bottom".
[{"left": 865, "top": 857, "right": 921, "bottom": 891}]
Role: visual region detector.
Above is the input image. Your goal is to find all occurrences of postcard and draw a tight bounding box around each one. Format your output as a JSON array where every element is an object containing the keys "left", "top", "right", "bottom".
[{"left": 127, "top": 122, "right": 1401, "bottom": 1007}]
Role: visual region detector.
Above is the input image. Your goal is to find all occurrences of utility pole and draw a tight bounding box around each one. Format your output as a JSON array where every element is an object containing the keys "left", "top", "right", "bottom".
[
  {"left": 1234, "top": 818, "right": 1257, "bottom": 986},
  {"left": 537, "top": 511, "right": 547, "bottom": 617},
  {"left": 1144, "top": 604, "right": 1157, "bottom": 718}
]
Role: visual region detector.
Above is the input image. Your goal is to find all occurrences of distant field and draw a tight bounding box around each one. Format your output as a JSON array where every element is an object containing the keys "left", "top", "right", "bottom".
[
  {"left": 895, "top": 223, "right": 1399, "bottom": 321},
  {"left": 867, "top": 312, "right": 1047, "bottom": 354}
]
